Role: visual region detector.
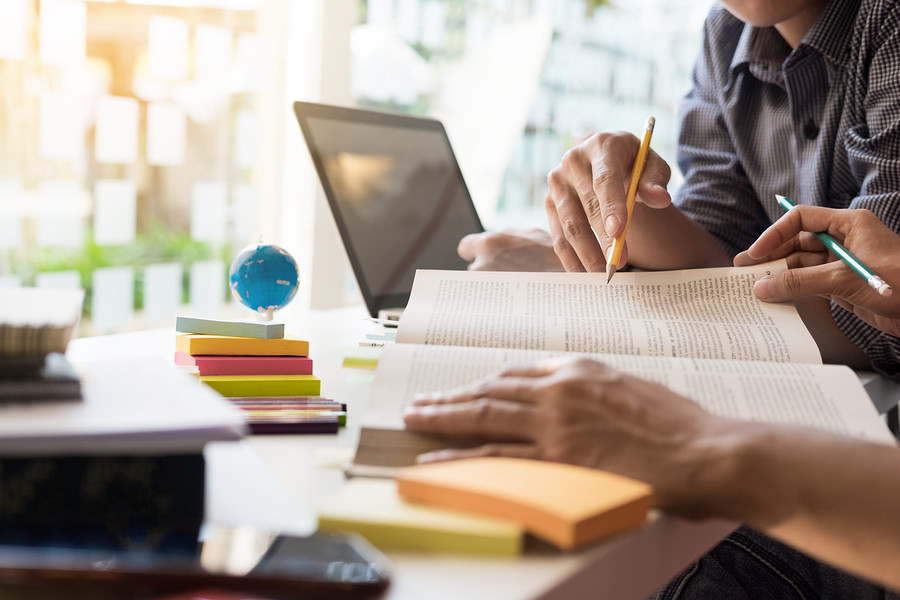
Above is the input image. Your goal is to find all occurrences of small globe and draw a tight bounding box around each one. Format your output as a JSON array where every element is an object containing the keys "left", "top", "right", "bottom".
[{"left": 229, "top": 243, "right": 299, "bottom": 319}]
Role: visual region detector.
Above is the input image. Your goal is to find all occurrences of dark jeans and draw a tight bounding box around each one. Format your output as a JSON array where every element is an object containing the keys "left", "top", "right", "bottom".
[{"left": 650, "top": 526, "right": 900, "bottom": 600}]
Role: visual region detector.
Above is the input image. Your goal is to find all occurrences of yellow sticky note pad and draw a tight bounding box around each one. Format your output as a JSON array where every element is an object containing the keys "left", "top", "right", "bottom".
[{"left": 317, "top": 478, "right": 522, "bottom": 557}]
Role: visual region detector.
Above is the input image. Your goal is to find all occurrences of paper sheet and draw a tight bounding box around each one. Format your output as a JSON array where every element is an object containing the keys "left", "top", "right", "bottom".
[
  {"left": 39, "top": 0, "right": 86, "bottom": 66},
  {"left": 95, "top": 96, "right": 139, "bottom": 164},
  {"left": 190, "top": 181, "right": 228, "bottom": 243},
  {"left": 93, "top": 179, "right": 137, "bottom": 245},
  {"left": 91, "top": 266, "right": 134, "bottom": 333},
  {"left": 190, "top": 259, "right": 225, "bottom": 316},
  {"left": 397, "top": 263, "right": 822, "bottom": 365},
  {"left": 39, "top": 93, "right": 84, "bottom": 161},
  {"left": 367, "top": 344, "right": 892, "bottom": 443},
  {"left": 195, "top": 24, "right": 233, "bottom": 83},
  {"left": 142, "top": 262, "right": 183, "bottom": 325},
  {"left": 0, "top": 180, "right": 23, "bottom": 249},
  {"left": 36, "top": 181, "right": 87, "bottom": 248},
  {"left": 0, "top": 0, "right": 27, "bottom": 60},
  {"left": 148, "top": 14, "right": 189, "bottom": 81},
  {"left": 146, "top": 102, "right": 187, "bottom": 166}
]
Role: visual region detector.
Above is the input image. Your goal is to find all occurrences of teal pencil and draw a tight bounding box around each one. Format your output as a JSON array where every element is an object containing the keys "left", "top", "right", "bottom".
[{"left": 775, "top": 195, "right": 893, "bottom": 297}]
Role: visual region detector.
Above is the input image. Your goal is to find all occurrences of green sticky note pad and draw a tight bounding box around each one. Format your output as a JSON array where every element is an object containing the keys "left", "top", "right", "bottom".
[{"left": 175, "top": 316, "right": 285, "bottom": 340}]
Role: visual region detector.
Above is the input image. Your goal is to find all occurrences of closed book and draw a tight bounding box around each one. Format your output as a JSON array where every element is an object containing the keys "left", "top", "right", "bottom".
[
  {"left": 175, "top": 334, "right": 309, "bottom": 357},
  {"left": 199, "top": 374, "right": 321, "bottom": 397},
  {"left": 174, "top": 352, "right": 313, "bottom": 376},
  {"left": 317, "top": 478, "right": 523, "bottom": 556},
  {"left": 0, "top": 453, "right": 205, "bottom": 553},
  {"left": 396, "top": 457, "right": 652, "bottom": 551},
  {"left": 0, "top": 352, "right": 81, "bottom": 403},
  {"left": 0, "top": 359, "right": 244, "bottom": 456},
  {"left": 175, "top": 316, "right": 285, "bottom": 340}
]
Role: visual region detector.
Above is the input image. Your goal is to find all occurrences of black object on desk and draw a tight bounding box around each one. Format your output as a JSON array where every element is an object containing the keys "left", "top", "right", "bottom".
[
  {"left": 293, "top": 101, "right": 484, "bottom": 318},
  {"left": 0, "top": 528, "right": 390, "bottom": 600},
  {"left": 0, "top": 352, "right": 82, "bottom": 403}
]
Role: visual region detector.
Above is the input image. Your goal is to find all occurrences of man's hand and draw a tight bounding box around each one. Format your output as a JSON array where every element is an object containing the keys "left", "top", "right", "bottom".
[
  {"left": 735, "top": 206, "right": 900, "bottom": 336},
  {"left": 458, "top": 228, "right": 564, "bottom": 271},
  {"left": 403, "top": 357, "right": 734, "bottom": 517},
  {"left": 545, "top": 131, "right": 672, "bottom": 272}
]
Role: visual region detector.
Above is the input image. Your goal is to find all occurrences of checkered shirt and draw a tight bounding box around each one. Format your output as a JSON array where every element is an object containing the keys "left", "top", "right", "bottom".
[{"left": 675, "top": 0, "right": 900, "bottom": 378}]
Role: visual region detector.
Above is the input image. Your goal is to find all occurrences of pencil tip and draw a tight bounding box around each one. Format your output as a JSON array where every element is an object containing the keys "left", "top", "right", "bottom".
[{"left": 606, "top": 266, "right": 616, "bottom": 284}]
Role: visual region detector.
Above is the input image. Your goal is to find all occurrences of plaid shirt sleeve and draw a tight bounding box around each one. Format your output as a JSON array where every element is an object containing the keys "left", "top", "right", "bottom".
[
  {"left": 831, "top": 1, "right": 900, "bottom": 380},
  {"left": 673, "top": 9, "right": 772, "bottom": 259},
  {"left": 673, "top": 2, "right": 900, "bottom": 379}
]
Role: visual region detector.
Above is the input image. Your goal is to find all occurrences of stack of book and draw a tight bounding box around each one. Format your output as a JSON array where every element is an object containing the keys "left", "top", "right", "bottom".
[
  {"left": 0, "top": 354, "right": 245, "bottom": 552},
  {"left": 174, "top": 316, "right": 345, "bottom": 434},
  {"left": 0, "top": 288, "right": 243, "bottom": 552},
  {"left": 0, "top": 287, "right": 85, "bottom": 403}
]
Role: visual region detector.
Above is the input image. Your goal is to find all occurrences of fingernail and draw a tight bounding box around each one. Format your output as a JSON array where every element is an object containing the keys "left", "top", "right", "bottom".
[
  {"left": 753, "top": 276, "right": 775, "bottom": 300},
  {"left": 415, "top": 452, "right": 439, "bottom": 464},
  {"left": 403, "top": 406, "right": 426, "bottom": 418},
  {"left": 605, "top": 215, "right": 619, "bottom": 235},
  {"left": 416, "top": 450, "right": 451, "bottom": 464}
]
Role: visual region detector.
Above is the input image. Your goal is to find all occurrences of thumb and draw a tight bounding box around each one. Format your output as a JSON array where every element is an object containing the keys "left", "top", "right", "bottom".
[
  {"left": 752, "top": 265, "right": 838, "bottom": 302},
  {"left": 457, "top": 233, "right": 478, "bottom": 261}
]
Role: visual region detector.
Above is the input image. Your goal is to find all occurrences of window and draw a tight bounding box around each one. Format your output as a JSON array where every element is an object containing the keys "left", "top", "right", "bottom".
[
  {"left": 352, "top": 0, "right": 707, "bottom": 227},
  {"left": 0, "top": 0, "right": 321, "bottom": 333},
  {"left": 1, "top": 0, "right": 707, "bottom": 330}
]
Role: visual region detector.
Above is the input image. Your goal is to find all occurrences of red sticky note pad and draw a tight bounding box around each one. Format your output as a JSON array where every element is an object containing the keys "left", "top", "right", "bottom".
[{"left": 175, "top": 352, "right": 313, "bottom": 376}]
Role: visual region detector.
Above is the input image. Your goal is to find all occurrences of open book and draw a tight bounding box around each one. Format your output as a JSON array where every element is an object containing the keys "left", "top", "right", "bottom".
[{"left": 352, "top": 262, "right": 894, "bottom": 476}]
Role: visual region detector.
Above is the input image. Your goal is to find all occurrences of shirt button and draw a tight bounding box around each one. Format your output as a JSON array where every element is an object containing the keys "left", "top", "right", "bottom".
[{"left": 803, "top": 119, "right": 820, "bottom": 140}]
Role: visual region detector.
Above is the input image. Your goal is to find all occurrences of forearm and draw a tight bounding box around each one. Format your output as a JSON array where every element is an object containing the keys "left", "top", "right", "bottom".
[
  {"left": 627, "top": 204, "right": 732, "bottom": 270},
  {"left": 697, "top": 423, "right": 900, "bottom": 591}
]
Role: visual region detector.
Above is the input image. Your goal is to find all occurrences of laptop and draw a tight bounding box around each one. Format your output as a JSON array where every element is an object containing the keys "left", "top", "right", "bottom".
[{"left": 293, "top": 102, "right": 484, "bottom": 318}]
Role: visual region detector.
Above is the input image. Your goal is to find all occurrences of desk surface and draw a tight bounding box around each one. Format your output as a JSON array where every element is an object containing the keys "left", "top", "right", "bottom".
[{"left": 68, "top": 306, "right": 737, "bottom": 600}]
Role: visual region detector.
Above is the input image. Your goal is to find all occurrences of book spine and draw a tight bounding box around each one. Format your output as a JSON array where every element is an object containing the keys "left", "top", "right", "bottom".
[{"left": 0, "top": 453, "right": 205, "bottom": 553}]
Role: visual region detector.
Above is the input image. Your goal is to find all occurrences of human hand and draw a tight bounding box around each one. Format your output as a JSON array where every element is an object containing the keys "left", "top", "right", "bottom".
[
  {"left": 545, "top": 131, "right": 672, "bottom": 272},
  {"left": 457, "top": 228, "right": 564, "bottom": 271},
  {"left": 403, "top": 357, "right": 733, "bottom": 517},
  {"left": 734, "top": 206, "right": 900, "bottom": 336}
]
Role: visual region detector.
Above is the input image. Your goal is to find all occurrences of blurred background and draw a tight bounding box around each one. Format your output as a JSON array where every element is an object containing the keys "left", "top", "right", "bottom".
[{"left": 0, "top": 0, "right": 707, "bottom": 334}]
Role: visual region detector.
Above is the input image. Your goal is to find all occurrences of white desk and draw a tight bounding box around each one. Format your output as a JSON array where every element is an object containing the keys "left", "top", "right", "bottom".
[{"left": 68, "top": 306, "right": 740, "bottom": 600}]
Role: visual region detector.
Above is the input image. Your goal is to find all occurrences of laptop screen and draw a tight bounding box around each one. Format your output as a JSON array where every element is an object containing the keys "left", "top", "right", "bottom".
[{"left": 293, "top": 102, "right": 484, "bottom": 317}]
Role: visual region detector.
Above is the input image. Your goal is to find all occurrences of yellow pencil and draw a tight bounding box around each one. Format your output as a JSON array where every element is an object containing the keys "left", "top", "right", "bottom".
[{"left": 606, "top": 116, "right": 655, "bottom": 283}]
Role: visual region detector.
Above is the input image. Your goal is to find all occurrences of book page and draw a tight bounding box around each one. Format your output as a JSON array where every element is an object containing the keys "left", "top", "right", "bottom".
[
  {"left": 396, "top": 262, "right": 821, "bottom": 365},
  {"left": 362, "top": 344, "right": 892, "bottom": 445}
]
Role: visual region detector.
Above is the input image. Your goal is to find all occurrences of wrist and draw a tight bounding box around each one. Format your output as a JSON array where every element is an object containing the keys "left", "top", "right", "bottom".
[
  {"left": 688, "top": 422, "right": 804, "bottom": 526},
  {"left": 660, "top": 419, "right": 775, "bottom": 522}
]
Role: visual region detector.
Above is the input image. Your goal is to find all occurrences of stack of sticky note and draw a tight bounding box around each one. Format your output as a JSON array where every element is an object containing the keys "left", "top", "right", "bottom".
[
  {"left": 317, "top": 478, "right": 524, "bottom": 556},
  {"left": 395, "top": 457, "right": 653, "bottom": 551},
  {"left": 174, "top": 316, "right": 344, "bottom": 434}
]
